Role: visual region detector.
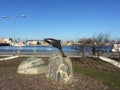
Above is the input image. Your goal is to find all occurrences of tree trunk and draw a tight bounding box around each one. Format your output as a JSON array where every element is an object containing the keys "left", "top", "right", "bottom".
[{"left": 118, "top": 52, "right": 120, "bottom": 65}]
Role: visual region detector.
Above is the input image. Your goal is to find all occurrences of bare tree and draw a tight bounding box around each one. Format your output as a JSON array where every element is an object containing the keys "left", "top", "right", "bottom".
[
  {"left": 92, "top": 33, "right": 110, "bottom": 58},
  {"left": 72, "top": 38, "right": 92, "bottom": 57},
  {"left": 72, "top": 38, "right": 83, "bottom": 56}
]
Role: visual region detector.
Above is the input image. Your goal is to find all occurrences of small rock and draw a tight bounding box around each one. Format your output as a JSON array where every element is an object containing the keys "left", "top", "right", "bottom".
[
  {"left": 71, "top": 83, "right": 75, "bottom": 87},
  {"left": 74, "top": 79, "right": 79, "bottom": 82}
]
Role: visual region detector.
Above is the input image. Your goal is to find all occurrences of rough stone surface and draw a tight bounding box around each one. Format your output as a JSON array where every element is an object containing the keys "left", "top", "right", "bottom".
[
  {"left": 46, "top": 53, "right": 74, "bottom": 84},
  {"left": 18, "top": 56, "right": 47, "bottom": 74}
]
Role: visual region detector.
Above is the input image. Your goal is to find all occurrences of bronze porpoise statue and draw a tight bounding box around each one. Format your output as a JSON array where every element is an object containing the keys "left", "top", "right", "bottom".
[{"left": 44, "top": 38, "right": 66, "bottom": 57}]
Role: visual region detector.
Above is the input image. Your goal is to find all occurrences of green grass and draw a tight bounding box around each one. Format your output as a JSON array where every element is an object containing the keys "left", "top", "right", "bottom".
[
  {"left": 73, "top": 66, "right": 120, "bottom": 90},
  {"left": 0, "top": 56, "right": 9, "bottom": 58},
  {"left": 0, "top": 56, "right": 120, "bottom": 90},
  {"left": 0, "top": 64, "right": 18, "bottom": 68}
]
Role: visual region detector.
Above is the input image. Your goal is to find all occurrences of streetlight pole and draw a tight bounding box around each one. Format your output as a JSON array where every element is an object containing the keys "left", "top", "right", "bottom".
[
  {"left": 0, "top": 16, "right": 8, "bottom": 41},
  {"left": 13, "top": 15, "right": 26, "bottom": 56}
]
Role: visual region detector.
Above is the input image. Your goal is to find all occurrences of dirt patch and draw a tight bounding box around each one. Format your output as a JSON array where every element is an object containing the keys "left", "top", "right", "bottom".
[{"left": 0, "top": 57, "right": 109, "bottom": 90}]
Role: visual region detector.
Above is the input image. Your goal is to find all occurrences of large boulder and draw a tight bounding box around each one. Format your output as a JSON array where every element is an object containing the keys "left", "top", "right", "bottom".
[
  {"left": 46, "top": 53, "right": 74, "bottom": 84},
  {"left": 18, "top": 56, "right": 47, "bottom": 74}
]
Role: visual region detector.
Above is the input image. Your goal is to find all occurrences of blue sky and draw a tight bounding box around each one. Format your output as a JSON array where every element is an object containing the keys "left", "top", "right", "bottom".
[{"left": 0, "top": 0, "right": 120, "bottom": 41}]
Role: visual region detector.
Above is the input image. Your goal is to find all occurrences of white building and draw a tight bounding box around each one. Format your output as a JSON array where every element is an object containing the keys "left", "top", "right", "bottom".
[
  {"left": 26, "top": 40, "right": 40, "bottom": 45},
  {"left": 0, "top": 38, "right": 12, "bottom": 45}
]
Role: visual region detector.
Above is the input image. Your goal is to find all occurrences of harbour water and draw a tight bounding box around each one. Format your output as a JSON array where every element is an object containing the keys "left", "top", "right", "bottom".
[{"left": 0, "top": 46, "right": 112, "bottom": 52}]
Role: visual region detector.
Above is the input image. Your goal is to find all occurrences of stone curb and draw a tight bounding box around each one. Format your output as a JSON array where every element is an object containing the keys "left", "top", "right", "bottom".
[
  {"left": 99, "top": 56, "right": 120, "bottom": 68},
  {"left": 0, "top": 56, "right": 19, "bottom": 61}
]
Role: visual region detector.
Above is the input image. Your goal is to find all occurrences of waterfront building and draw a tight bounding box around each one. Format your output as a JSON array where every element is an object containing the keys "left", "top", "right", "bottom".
[
  {"left": 0, "top": 38, "right": 12, "bottom": 46},
  {"left": 26, "top": 40, "right": 41, "bottom": 45}
]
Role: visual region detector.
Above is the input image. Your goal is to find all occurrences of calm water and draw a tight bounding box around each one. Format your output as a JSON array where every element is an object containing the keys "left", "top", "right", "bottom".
[{"left": 0, "top": 46, "right": 112, "bottom": 52}]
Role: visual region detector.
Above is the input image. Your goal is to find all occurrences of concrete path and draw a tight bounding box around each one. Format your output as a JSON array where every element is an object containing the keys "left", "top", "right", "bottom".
[
  {"left": 0, "top": 56, "right": 19, "bottom": 61},
  {"left": 99, "top": 56, "right": 120, "bottom": 68}
]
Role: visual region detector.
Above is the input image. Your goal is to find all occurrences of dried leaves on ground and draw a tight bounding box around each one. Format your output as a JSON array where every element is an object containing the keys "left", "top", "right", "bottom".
[{"left": 0, "top": 57, "right": 112, "bottom": 90}]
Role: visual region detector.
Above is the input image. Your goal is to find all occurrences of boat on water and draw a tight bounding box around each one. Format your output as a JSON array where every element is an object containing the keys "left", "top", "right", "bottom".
[
  {"left": 12, "top": 42, "right": 26, "bottom": 46},
  {"left": 0, "top": 42, "right": 10, "bottom": 46},
  {"left": 111, "top": 44, "right": 120, "bottom": 52},
  {"left": 0, "top": 38, "right": 12, "bottom": 46}
]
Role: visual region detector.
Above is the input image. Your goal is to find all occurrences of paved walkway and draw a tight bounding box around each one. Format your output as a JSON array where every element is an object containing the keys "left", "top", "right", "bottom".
[
  {"left": 100, "top": 56, "right": 120, "bottom": 68},
  {"left": 0, "top": 56, "right": 19, "bottom": 61}
]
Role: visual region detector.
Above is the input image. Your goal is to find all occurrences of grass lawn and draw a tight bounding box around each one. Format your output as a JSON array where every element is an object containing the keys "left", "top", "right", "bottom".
[
  {"left": 0, "top": 56, "right": 10, "bottom": 58},
  {"left": 0, "top": 56, "right": 120, "bottom": 90},
  {"left": 73, "top": 63, "right": 120, "bottom": 90}
]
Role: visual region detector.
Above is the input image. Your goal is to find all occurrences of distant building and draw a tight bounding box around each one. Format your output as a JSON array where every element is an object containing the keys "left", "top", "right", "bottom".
[
  {"left": 26, "top": 40, "right": 41, "bottom": 45},
  {"left": 0, "top": 38, "right": 12, "bottom": 46},
  {"left": 61, "top": 41, "right": 74, "bottom": 46}
]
